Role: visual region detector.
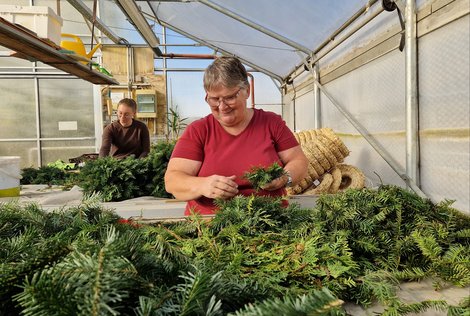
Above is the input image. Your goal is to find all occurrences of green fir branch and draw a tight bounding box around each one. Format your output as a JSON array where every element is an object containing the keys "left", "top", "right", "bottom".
[
  {"left": 243, "top": 162, "right": 286, "bottom": 191},
  {"left": 230, "top": 288, "right": 344, "bottom": 316}
]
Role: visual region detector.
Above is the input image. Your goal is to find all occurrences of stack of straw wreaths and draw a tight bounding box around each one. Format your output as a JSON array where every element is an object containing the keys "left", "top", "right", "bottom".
[{"left": 288, "top": 128, "right": 366, "bottom": 195}]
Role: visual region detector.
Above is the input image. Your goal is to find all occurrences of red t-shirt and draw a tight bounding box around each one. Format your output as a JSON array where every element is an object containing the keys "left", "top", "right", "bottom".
[{"left": 171, "top": 109, "right": 299, "bottom": 215}]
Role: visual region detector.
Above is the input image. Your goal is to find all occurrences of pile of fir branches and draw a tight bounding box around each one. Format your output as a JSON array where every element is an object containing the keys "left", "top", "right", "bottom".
[
  {"left": 0, "top": 201, "right": 342, "bottom": 316},
  {"left": 73, "top": 141, "right": 175, "bottom": 201},
  {"left": 1, "top": 185, "right": 469, "bottom": 315},
  {"left": 20, "top": 165, "right": 74, "bottom": 186},
  {"left": 20, "top": 141, "right": 175, "bottom": 201}
]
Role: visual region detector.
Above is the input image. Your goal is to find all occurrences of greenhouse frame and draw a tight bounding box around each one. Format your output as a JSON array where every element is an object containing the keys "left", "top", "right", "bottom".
[{"left": 0, "top": 0, "right": 469, "bottom": 214}]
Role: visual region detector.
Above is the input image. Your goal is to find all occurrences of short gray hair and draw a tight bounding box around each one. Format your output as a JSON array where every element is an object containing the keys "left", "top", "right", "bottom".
[{"left": 203, "top": 56, "right": 249, "bottom": 91}]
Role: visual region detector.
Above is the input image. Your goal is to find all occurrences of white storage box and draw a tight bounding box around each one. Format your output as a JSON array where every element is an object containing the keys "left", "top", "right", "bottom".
[
  {"left": 0, "top": 156, "right": 21, "bottom": 197},
  {"left": 0, "top": 5, "right": 63, "bottom": 45}
]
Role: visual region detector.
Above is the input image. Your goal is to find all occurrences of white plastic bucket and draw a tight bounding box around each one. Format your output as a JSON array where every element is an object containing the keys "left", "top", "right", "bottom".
[{"left": 0, "top": 156, "right": 21, "bottom": 197}]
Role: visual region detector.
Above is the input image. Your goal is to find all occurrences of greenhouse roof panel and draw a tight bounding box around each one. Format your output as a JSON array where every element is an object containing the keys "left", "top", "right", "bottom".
[{"left": 146, "top": 0, "right": 367, "bottom": 79}]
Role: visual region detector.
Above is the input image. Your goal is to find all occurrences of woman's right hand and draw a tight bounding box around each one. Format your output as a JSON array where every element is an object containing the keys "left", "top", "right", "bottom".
[{"left": 202, "top": 175, "right": 239, "bottom": 199}]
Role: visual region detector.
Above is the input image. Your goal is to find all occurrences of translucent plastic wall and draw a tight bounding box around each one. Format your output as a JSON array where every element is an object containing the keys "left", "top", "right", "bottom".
[
  {"left": 0, "top": 0, "right": 96, "bottom": 167},
  {"left": 320, "top": 50, "right": 407, "bottom": 187},
  {"left": 284, "top": 1, "right": 470, "bottom": 214},
  {"left": 418, "top": 15, "right": 470, "bottom": 213},
  {"left": 147, "top": 0, "right": 365, "bottom": 79},
  {"left": 0, "top": 70, "right": 95, "bottom": 167}
]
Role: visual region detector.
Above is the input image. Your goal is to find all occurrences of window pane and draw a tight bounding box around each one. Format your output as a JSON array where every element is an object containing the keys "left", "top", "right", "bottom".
[
  {"left": 38, "top": 79, "right": 94, "bottom": 138},
  {"left": 41, "top": 139, "right": 96, "bottom": 165},
  {"left": 0, "top": 141, "right": 38, "bottom": 168},
  {"left": 0, "top": 79, "right": 37, "bottom": 138}
]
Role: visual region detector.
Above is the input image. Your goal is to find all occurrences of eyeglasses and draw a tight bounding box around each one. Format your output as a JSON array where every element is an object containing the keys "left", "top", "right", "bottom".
[
  {"left": 118, "top": 111, "right": 133, "bottom": 118},
  {"left": 205, "top": 88, "right": 241, "bottom": 108}
]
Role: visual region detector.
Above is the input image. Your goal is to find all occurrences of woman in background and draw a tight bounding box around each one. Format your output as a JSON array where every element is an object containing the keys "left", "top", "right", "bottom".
[{"left": 99, "top": 98, "right": 150, "bottom": 159}]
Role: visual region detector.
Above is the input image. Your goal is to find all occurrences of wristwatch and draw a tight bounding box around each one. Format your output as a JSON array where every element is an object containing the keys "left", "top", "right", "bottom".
[{"left": 285, "top": 171, "right": 293, "bottom": 187}]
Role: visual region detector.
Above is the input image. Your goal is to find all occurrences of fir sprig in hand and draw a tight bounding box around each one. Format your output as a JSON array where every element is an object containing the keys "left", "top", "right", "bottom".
[{"left": 244, "top": 162, "right": 286, "bottom": 191}]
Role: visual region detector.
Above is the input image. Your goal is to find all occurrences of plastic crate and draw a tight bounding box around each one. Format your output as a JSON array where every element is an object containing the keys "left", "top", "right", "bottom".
[{"left": 0, "top": 5, "right": 63, "bottom": 45}]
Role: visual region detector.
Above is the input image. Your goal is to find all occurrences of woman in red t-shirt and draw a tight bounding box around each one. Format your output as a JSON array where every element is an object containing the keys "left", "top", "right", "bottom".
[{"left": 164, "top": 57, "right": 308, "bottom": 215}]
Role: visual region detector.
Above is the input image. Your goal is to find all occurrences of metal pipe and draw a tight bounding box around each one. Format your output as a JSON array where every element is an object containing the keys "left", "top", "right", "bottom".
[
  {"left": 158, "top": 43, "right": 202, "bottom": 47},
  {"left": 145, "top": 1, "right": 171, "bottom": 134},
  {"left": 0, "top": 137, "right": 96, "bottom": 142},
  {"left": 198, "top": 0, "right": 312, "bottom": 55},
  {"left": 304, "top": 61, "right": 427, "bottom": 199},
  {"left": 93, "top": 84, "right": 102, "bottom": 153},
  {"left": 153, "top": 68, "right": 262, "bottom": 72},
  {"left": 291, "top": 82, "right": 297, "bottom": 132},
  {"left": 405, "top": 0, "right": 420, "bottom": 187},
  {"left": 33, "top": 63, "right": 42, "bottom": 166},
  {"left": 0, "top": 73, "right": 76, "bottom": 77},
  {"left": 255, "top": 103, "right": 283, "bottom": 106},
  {"left": 247, "top": 73, "right": 255, "bottom": 108},
  {"left": 315, "top": 0, "right": 379, "bottom": 54},
  {"left": 156, "top": 51, "right": 256, "bottom": 108},
  {"left": 312, "top": 8, "right": 384, "bottom": 67},
  {"left": 270, "top": 77, "right": 281, "bottom": 91},
  {"left": 153, "top": 68, "right": 209, "bottom": 72},
  {"left": 137, "top": 0, "right": 195, "bottom": 2},
  {"left": 114, "top": 0, "right": 161, "bottom": 54},
  {"left": 155, "top": 20, "right": 283, "bottom": 82},
  {"left": 147, "top": 0, "right": 282, "bottom": 86},
  {"left": 162, "top": 24, "right": 169, "bottom": 137},
  {"left": 313, "top": 62, "right": 321, "bottom": 129},
  {"left": 144, "top": 5, "right": 261, "bottom": 114},
  {"left": 160, "top": 53, "right": 217, "bottom": 59},
  {"left": 89, "top": 0, "right": 98, "bottom": 66},
  {"left": 285, "top": 1, "right": 383, "bottom": 83},
  {"left": 127, "top": 46, "right": 133, "bottom": 94},
  {"left": 0, "top": 71, "right": 75, "bottom": 75},
  {"left": 65, "top": 0, "right": 125, "bottom": 44}
]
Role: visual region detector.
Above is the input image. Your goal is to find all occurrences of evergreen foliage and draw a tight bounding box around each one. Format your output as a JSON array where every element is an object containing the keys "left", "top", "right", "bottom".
[
  {"left": 243, "top": 162, "right": 286, "bottom": 190},
  {"left": 147, "top": 141, "right": 176, "bottom": 198},
  {"left": 78, "top": 141, "right": 175, "bottom": 201},
  {"left": 20, "top": 166, "right": 72, "bottom": 186},
  {"left": 19, "top": 141, "right": 175, "bottom": 201},
  {"left": 230, "top": 288, "right": 344, "bottom": 316},
  {"left": 78, "top": 156, "right": 149, "bottom": 201},
  {"left": 1, "top": 185, "right": 469, "bottom": 315}
]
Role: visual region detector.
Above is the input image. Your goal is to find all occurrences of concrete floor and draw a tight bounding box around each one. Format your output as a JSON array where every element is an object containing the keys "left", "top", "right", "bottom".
[{"left": 344, "top": 278, "right": 469, "bottom": 315}]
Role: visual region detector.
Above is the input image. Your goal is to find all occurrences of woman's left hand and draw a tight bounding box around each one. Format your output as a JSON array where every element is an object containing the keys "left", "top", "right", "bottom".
[{"left": 261, "top": 174, "right": 288, "bottom": 191}]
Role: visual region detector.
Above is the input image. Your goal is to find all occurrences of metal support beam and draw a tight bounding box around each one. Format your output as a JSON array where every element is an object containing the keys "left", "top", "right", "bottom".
[
  {"left": 198, "top": 0, "right": 312, "bottom": 55},
  {"left": 162, "top": 25, "right": 170, "bottom": 136},
  {"left": 285, "top": 0, "right": 382, "bottom": 83},
  {"left": 316, "top": 0, "right": 379, "bottom": 54},
  {"left": 93, "top": 84, "right": 102, "bottom": 153},
  {"left": 405, "top": 0, "right": 420, "bottom": 187},
  {"left": 313, "top": 63, "right": 321, "bottom": 129},
  {"left": 0, "top": 137, "right": 96, "bottom": 142},
  {"left": 155, "top": 20, "right": 283, "bottom": 82},
  {"left": 66, "top": 0, "right": 125, "bottom": 44},
  {"left": 311, "top": 8, "right": 384, "bottom": 68},
  {"left": 303, "top": 61, "right": 428, "bottom": 199},
  {"left": 115, "top": 0, "right": 162, "bottom": 55},
  {"left": 141, "top": 6, "right": 282, "bottom": 81},
  {"left": 33, "top": 63, "right": 42, "bottom": 167},
  {"left": 270, "top": 77, "right": 281, "bottom": 91},
  {"left": 152, "top": 67, "right": 262, "bottom": 72}
]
